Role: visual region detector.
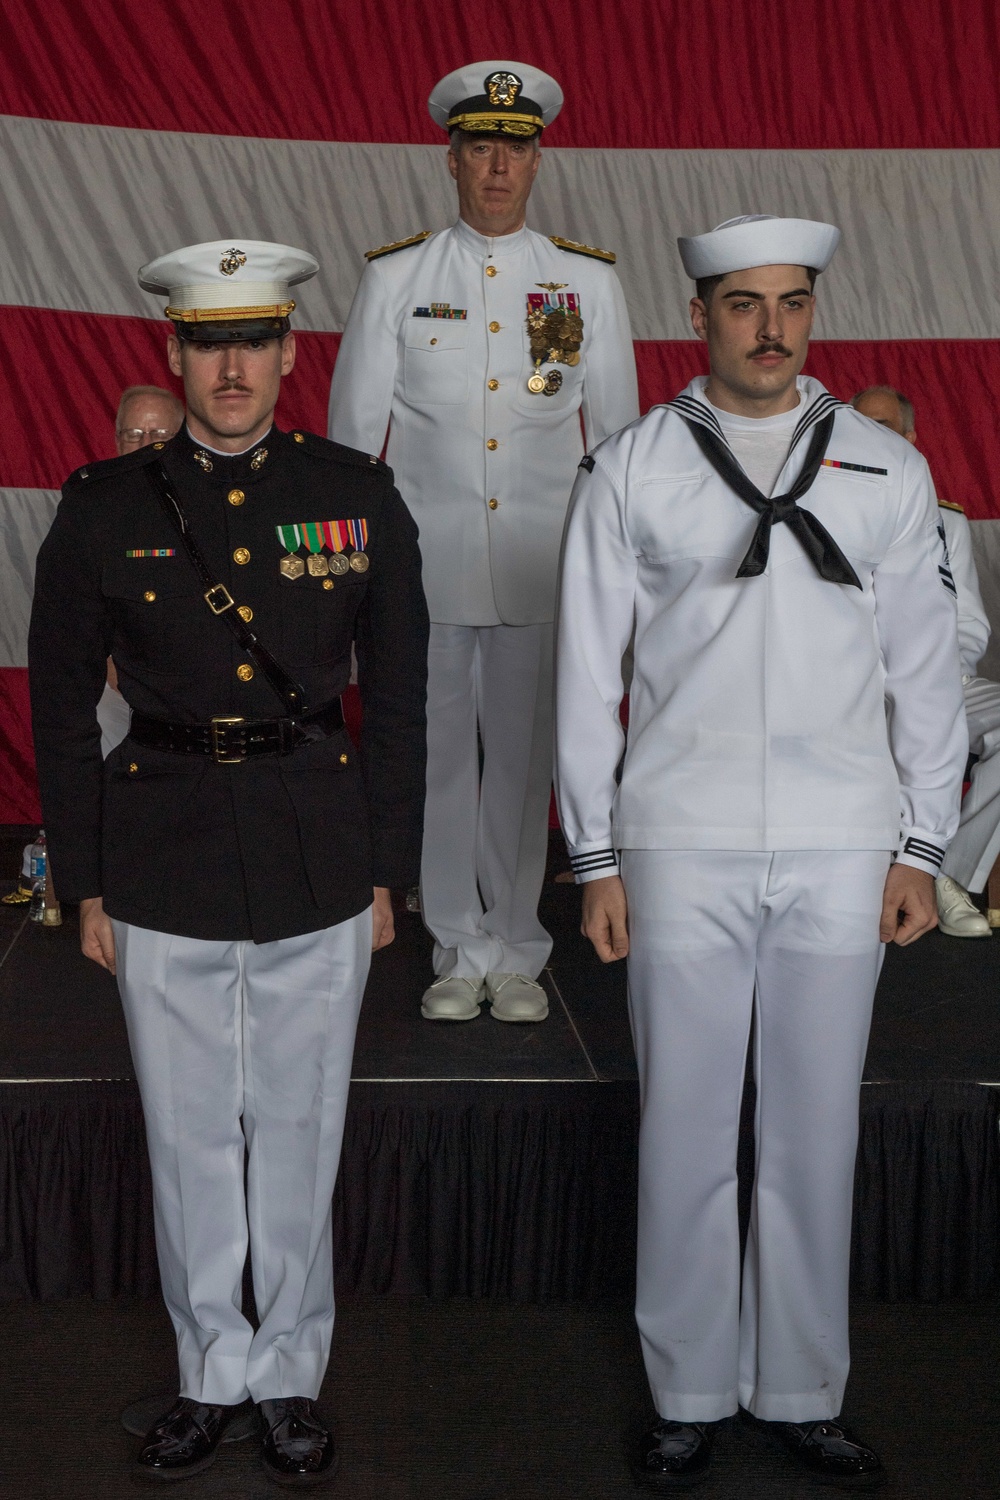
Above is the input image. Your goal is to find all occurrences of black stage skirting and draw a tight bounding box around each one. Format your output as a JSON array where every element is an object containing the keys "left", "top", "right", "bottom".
[{"left": 2, "top": 833, "right": 999, "bottom": 1304}]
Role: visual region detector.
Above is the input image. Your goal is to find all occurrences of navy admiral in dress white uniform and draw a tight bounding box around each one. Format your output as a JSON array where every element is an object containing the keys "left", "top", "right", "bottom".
[
  {"left": 329, "top": 61, "right": 638, "bottom": 1023},
  {"left": 555, "top": 217, "right": 966, "bottom": 1489},
  {"left": 29, "top": 241, "right": 428, "bottom": 1485},
  {"left": 853, "top": 385, "right": 998, "bottom": 939}
]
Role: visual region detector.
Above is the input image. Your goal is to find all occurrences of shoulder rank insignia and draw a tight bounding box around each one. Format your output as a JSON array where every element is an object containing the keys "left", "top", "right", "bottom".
[
  {"left": 365, "top": 231, "right": 431, "bottom": 262},
  {"left": 549, "top": 235, "right": 616, "bottom": 264},
  {"left": 938, "top": 498, "right": 965, "bottom": 513}
]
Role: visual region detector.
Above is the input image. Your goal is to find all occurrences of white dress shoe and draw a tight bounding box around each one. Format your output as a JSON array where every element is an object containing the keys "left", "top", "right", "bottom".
[
  {"left": 485, "top": 972, "right": 549, "bottom": 1023},
  {"left": 935, "top": 875, "right": 992, "bottom": 937},
  {"left": 420, "top": 975, "right": 485, "bottom": 1021}
]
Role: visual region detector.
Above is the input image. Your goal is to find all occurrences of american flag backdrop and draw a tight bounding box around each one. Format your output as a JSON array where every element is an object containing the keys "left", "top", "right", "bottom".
[{"left": 2, "top": 0, "right": 999, "bottom": 820}]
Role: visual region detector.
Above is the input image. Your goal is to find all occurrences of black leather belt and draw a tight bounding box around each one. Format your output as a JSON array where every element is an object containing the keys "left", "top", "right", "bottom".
[{"left": 130, "top": 700, "right": 345, "bottom": 763}]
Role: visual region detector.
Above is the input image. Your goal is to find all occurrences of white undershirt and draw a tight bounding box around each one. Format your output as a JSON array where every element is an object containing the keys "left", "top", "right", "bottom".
[{"left": 709, "top": 396, "right": 802, "bottom": 497}]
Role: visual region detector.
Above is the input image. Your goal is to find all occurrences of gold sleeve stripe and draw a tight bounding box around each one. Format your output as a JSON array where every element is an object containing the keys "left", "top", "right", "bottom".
[{"left": 938, "top": 498, "right": 966, "bottom": 513}]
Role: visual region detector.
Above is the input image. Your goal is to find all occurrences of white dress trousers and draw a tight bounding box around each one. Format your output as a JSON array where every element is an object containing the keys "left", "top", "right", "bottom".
[
  {"left": 621, "top": 848, "right": 890, "bottom": 1424},
  {"left": 113, "top": 910, "right": 372, "bottom": 1406},
  {"left": 423, "top": 621, "right": 553, "bottom": 979},
  {"left": 942, "top": 674, "right": 1000, "bottom": 892}
]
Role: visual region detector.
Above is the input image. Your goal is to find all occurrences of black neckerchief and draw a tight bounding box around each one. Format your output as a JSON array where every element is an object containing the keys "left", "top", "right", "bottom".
[{"left": 674, "top": 403, "right": 862, "bottom": 589}]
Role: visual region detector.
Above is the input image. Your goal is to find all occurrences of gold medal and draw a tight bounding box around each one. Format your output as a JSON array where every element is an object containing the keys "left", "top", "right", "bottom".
[
  {"left": 527, "top": 372, "right": 547, "bottom": 395},
  {"left": 349, "top": 551, "right": 370, "bottom": 573},
  {"left": 280, "top": 554, "right": 305, "bottom": 579},
  {"left": 564, "top": 350, "right": 581, "bottom": 367},
  {"left": 543, "top": 370, "right": 563, "bottom": 396},
  {"left": 329, "top": 553, "right": 350, "bottom": 576},
  {"left": 307, "top": 553, "right": 330, "bottom": 577}
]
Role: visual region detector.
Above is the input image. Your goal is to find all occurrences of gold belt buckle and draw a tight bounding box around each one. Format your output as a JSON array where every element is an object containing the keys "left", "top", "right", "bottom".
[
  {"left": 205, "top": 584, "right": 234, "bottom": 614},
  {"left": 210, "top": 715, "right": 246, "bottom": 763}
]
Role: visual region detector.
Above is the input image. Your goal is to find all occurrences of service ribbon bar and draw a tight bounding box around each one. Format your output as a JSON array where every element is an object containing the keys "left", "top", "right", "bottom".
[
  {"left": 276, "top": 523, "right": 302, "bottom": 552},
  {"left": 821, "top": 459, "right": 888, "bottom": 476},
  {"left": 126, "top": 547, "right": 175, "bottom": 557}
]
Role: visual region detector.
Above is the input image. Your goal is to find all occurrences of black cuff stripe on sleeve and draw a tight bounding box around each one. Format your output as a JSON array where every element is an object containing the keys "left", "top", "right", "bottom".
[{"left": 902, "top": 837, "right": 944, "bottom": 867}]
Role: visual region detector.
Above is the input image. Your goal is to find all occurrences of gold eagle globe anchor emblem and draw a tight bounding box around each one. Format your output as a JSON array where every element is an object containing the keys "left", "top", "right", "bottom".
[{"left": 219, "top": 247, "right": 247, "bottom": 276}]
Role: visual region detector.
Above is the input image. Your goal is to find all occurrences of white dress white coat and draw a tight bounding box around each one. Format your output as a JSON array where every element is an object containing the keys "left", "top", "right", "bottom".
[
  {"left": 938, "top": 503, "right": 1000, "bottom": 891},
  {"left": 329, "top": 217, "right": 638, "bottom": 979}
]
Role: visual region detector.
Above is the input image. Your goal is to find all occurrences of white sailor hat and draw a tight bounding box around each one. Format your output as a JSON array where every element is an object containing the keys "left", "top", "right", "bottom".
[
  {"left": 428, "top": 60, "right": 563, "bottom": 138},
  {"left": 678, "top": 215, "right": 841, "bottom": 280},
  {"left": 138, "top": 239, "right": 319, "bottom": 342}
]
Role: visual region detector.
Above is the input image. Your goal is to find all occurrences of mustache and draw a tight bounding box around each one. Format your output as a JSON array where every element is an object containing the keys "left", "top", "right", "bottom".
[
  {"left": 749, "top": 343, "right": 792, "bottom": 359},
  {"left": 213, "top": 382, "right": 252, "bottom": 394}
]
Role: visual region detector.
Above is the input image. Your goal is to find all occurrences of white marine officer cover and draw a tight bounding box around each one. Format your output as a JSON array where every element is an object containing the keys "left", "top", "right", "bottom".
[
  {"left": 677, "top": 215, "right": 841, "bottom": 279},
  {"left": 328, "top": 221, "right": 638, "bottom": 626},
  {"left": 139, "top": 239, "right": 318, "bottom": 316},
  {"left": 555, "top": 375, "right": 967, "bottom": 876}
]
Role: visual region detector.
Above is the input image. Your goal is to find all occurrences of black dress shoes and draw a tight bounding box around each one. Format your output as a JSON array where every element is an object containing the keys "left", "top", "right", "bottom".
[
  {"left": 134, "top": 1396, "right": 245, "bottom": 1481},
  {"left": 258, "top": 1397, "right": 338, "bottom": 1487},
  {"left": 638, "top": 1418, "right": 717, "bottom": 1490},
  {"left": 745, "top": 1413, "right": 886, "bottom": 1488}
]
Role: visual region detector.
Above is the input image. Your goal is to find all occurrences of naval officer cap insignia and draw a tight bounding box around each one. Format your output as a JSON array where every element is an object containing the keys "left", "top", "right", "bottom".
[
  {"left": 428, "top": 60, "right": 563, "bottom": 139},
  {"left": 139, "top": 239, "right": 319, "bottom": 342},
  {"left": 677, "top": 215, "right": 841, "bottom": 279}
]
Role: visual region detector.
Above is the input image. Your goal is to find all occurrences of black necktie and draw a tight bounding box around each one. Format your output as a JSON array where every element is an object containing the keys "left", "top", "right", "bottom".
[{"left": 682, "top": 413, "right": 862, "bottom": 589}]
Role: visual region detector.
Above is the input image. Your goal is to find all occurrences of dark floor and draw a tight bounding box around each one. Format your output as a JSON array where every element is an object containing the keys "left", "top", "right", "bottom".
[
  {"left": 1, "top": 1291, "right": 997, "bottom": 1499},
  {"left": 3, "top": 828, "right": 1000, "bottom": 1086}
]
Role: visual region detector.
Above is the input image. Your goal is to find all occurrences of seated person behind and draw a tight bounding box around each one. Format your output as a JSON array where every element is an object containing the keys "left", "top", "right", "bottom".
[
  {"left": 852, "top": 384, "right": 995, "bottom": 936},
  {"left": 99, "top": 386, "right": 184, "bottom": 756}
]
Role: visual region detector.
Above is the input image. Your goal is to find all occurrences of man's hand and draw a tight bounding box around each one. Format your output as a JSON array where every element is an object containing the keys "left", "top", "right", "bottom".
[
  {"left": 80, "top": 896, "right": 116, "bottom": 974},
  {"left": 880, "top": 863, "right": 938, "bottom": 946},
  {"left": 581, "top": 874, "right": 629, "bottom": 962},
  {"left": 372, "top": 886, "right": 395, "bottom": 951}
]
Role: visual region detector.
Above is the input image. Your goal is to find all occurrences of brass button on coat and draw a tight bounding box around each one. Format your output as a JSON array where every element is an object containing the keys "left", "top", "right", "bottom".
[
  {"left": 488, "top": 379, "right": 499, "bottom": 391},
  {"left": 322, "top": 578, "right": 334, "bottom": 590},
  {"left": 143, "top": 590, "right": 156, "bottom": 602},
  {"left": 237, "top": 605, "right": 253, "bottom": 622},
  {"left": 228, "top": 488, "right": 245, "bottom": 506},
  {"left": 129, "top": 762, "right": 139, "bottom": 773},
  {"left": 488, "top": 498, "right": 499, "bottom": 510},
  {"left": 430, "top": 337, "right": 438, "bottom": 345},
  {"left": 293, "top": 432, "right": 305, "bottom": 443},
  {"left": 233, "top": 547, "right": 251, "bottom": 565},
  {"left": 486, "top": 439, "right": 498, "bottom": 451},
  {"left": 237, "top": 663, "right": 254, "bottom": 681},
  {"left": 486, "top": 265, "right": 497, "bottom": 277},
  {"left": 489, "top": 320, "right": 500, "bottom": 333},
  {"left": 339, "top": 753, "right": 349, "bottom": 764}
]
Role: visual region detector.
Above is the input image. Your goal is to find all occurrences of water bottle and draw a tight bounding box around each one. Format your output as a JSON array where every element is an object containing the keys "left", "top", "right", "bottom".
[{"left": 28, "top": 829, "right": 46, "bottom": 922}]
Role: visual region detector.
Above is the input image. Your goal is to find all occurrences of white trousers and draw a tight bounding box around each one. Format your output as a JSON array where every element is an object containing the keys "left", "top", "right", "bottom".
[
  {"left": 113, "top": 912, "right": 371, "bottom": 1405},
  {"left": 621, "top": 849, "right": 890, "bottom": 1424},
  {"left": 942, "top": 675, "right": 1000, "bottom": 892},
  {"left": 421, "top": 622, "right": 553, "bottom": 979}
]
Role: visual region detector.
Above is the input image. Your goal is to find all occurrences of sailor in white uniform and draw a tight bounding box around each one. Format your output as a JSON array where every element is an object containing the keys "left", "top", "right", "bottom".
[
  {"left": 329, "top": 60, "right": 638, "bottom": 1022},
  {"left": 853, "top": 384, "right": 997, "bottom": 937},
  {"left": 555, "top": 217, "right": 966, "bottom": 1490}
]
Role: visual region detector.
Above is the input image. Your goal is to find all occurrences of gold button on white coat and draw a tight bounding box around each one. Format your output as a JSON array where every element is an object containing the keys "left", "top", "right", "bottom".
[
  {"left": 486, "top": 439, "right": 498, "bottom": 451},
  {"left": 237, "top": 663, "right": 254, "bottom": 682},
  {"left": 228, "top": 488, "right": 245, "bottom": 506},
  {"left": 489, "top": 321, "right": 500, "bottom": 333},
  {"left": 430, "top": 337, "right": 438, "bottom": 345},
  {"left": 488, "top": 379, "right": 499, "bottom": 391},
  {"left": 486, "top": 265, "right": 497, "bottom": 277},
  {"left": 488, "top": 498, "right": 499, "bottom": 510},
  {"left": 233, "top": 547, "right": 250, "bottom": 565}
]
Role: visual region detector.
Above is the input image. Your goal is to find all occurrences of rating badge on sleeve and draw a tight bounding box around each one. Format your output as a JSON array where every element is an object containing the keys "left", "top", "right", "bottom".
[{"left": 525, "top": 285, "right": 583, "bottom": 396}]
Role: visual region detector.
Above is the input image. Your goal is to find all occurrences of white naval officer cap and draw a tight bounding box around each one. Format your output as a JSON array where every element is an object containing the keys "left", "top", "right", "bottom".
[
  {"left": 428, "top": 60, "right": 563, "bottom": 137},
  {"left": 138, "top": 239, "right": 319, "bottom": 342},
  {"left": 677, "top": 215, "right": 841, "bottom": 279}
]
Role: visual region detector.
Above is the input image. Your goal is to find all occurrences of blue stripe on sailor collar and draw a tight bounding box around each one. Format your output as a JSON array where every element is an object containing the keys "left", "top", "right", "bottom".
[{"left": 666, "top": 384, "right": 845, "bottom": 463}]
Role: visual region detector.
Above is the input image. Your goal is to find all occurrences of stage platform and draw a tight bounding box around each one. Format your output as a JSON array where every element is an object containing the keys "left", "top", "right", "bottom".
[{"left": 2, "top": 829, "right": 998, "bottom": 1304}]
